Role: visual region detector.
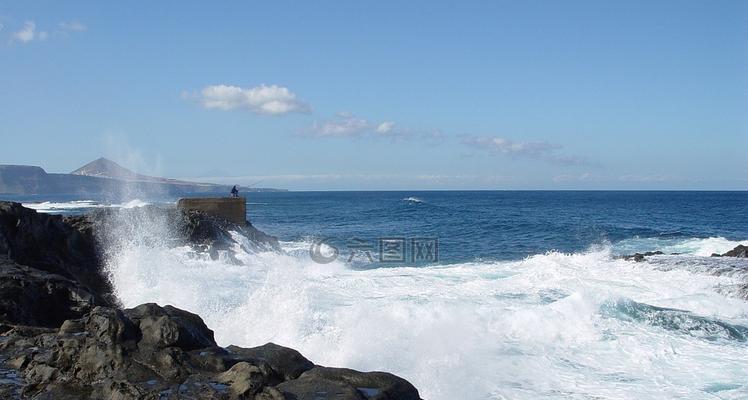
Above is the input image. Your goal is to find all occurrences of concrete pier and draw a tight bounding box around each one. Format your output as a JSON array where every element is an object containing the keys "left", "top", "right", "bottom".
[{"left": 177, "top": 197, "right": 246, "bottom": 224}]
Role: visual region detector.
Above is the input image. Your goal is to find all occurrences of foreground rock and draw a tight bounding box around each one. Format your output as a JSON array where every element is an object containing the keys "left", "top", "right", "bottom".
[
  {"left": 0, "top": 201, "right": 280, "bottom": 325},
  {"left": 0, "top": 202, "right": 421, "bottom": 399},
  {"left": 1, "top": 303, "right": 420, "bottom": 399},
  {"left": 0, "top": 202, "right": 113, "bottom": 310},
  {"left": 0, "top": 260, "right": 95, "bottom": 328}
]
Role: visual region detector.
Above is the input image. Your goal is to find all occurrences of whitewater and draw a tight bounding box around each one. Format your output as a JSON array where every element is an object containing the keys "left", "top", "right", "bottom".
[
  {"left": 21, "top": 193, "right": 748, "bottom": 399},
  {"left": 93, "top": 214, "right": 748, "bottom": 399}
]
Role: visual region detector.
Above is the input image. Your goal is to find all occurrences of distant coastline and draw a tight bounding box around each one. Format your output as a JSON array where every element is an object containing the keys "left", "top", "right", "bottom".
[{"left": 0, "top": 157, "right": 286, "bottom": 196}]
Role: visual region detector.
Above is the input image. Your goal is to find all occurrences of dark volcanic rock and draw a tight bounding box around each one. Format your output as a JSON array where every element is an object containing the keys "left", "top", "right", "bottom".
[
  {"left": 619, "top": 251, "right": 664, "bottom": 262},
  {"left": 125, "top": 303, "right": 216, "bottom": 351},
  {"left": 718, "top": 245, "right": 748, "bottom": 258},
  {"left": 277, "top": 367, "right": 421, "bottom": 400},
  {"left": 226, "top": 343, "right": 314, "bottom": 381},
  {"left": 0, "top": 202, "right": 421, "bottom": 399},
  {"left": 1, "top": 304, "right": 422, "bottom": 399},
  {"left": 0, "top": 260, "right": 95, "bottom": 327},
  {"left": 0, "top": 202, "right": 113, "bottom": 307}
]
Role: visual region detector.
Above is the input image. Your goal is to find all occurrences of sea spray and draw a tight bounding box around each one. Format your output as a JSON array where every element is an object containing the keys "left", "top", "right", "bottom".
[{"left": 97, "top": 208, "right": 748, "bottom": 399}]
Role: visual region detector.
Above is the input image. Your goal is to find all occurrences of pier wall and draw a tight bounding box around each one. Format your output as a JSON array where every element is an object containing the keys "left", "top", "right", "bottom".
[{"left": 177, "top": 197, "right": 246, "bottom": 224}]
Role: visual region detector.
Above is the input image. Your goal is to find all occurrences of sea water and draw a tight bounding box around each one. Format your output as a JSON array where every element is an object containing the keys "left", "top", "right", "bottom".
[{"left": 19, "top": 191, "right": 748, "bottom": 399}]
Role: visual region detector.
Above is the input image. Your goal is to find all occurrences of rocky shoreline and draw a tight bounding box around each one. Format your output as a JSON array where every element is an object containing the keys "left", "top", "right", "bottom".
[
  {"left": 0, "top": 202, "right": 421, "bottom": 399},
  {"left": 618, "top": 244, "right": 748, "bottom": 300},
  {"left": 619, "top": 245, "right": 747, "bottom": 263}
]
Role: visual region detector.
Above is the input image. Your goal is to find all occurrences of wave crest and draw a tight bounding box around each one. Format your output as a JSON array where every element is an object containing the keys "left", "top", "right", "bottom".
[{"left": 602, "top": 298, "right": 748, "bottom": 342}]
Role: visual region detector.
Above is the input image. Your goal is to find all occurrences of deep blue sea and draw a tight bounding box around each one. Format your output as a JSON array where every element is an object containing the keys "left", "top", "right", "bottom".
[
  {"left": 10, "top": 191, "right": 748, "bottom": 399},
  {"left": 244, "top": 191, "right": 748, "bottom": 264}
]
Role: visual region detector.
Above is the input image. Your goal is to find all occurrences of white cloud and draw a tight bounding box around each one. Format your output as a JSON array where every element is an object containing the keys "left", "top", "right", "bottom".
[
  {"left": 12, "top": 21, "right": 36, "bottom": 43},
  {"left": 376, "top": 121, "right": 395, "bottom": 134},
  {"left": 197, "top": 84, "right": 310, "bottom": 115},
  {"left": 461, "top": 135, "right": 592, "bottom": 166},
  {"left": 306, "top": 113, "right": 442, "bottom": 145},
  {"left": 309, "top": 112, "right": 371, "bottom": 137},
  {"left": 9, "top": 20, "right": 83, "bottom": 44},
  {"left": 59, "top": 21, "right": 86, "bottom": 32},
  {"left": 462, "top": 136, "right": 561, "bottom": 156}
]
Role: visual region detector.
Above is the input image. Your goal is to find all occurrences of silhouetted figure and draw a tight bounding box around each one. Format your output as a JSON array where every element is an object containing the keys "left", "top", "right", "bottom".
[{"left": 230, "top": 185, "right": 239, "bottom": 197}]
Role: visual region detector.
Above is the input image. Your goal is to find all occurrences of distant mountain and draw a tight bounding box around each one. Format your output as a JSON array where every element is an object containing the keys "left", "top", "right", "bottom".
[
  {"left": 0, "top": 158, "right": 286, "bottom": 196},
  {"left": 71, "top": 157, "right": 153, "bottom": 181},
  {"left": 71, "top": 157, "right": 212, "bottom": 187}
]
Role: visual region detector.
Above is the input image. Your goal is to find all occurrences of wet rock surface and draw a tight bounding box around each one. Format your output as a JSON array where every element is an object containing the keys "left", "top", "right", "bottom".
[
  {"left": 618, "top": 251, "right": 664, "bottom": 262},
  {"left": 0, "top": 260, "right": 95, "bottom": 327},
  {"left": 0, "top": 303, "right": 420, "bottom": 399},
  {"left": 0, "top": 202, "right": 421, "bottom": 399},
  {"left": 0, "top": 202, "right": 113, "bottom": 308},
  {"left": 618, "top": 244, "right": 748, "bottom": 301},
  {"left": 76, "top": 204, "right": 280, "bottom": 263},
  {"left": 713, "top": 244, "right": 748, "bottom": 258}
]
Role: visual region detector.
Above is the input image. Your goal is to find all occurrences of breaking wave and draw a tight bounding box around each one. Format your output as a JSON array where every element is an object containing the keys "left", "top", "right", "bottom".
[
  {"left": 613, "top": 236, "right": 748, "bottom": 257},
  {"left": 23, "top": 199, "right": 150, "bottom": 213},
  {"left": 99, "top": 211, "right": 748, "bottom": 399},
  {"left": 402, "top": 197, "right": 424, "bottom": 204},
  {"left": 602, "top": 298, "right": 748, "bottom": 342}
]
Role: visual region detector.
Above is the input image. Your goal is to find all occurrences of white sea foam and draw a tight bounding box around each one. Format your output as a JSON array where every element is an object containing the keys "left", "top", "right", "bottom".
[
  {"left": 114, "top": 199, "right": 150, "bottom": 209},
  {"left": 102, "top": 216, "right": 748, "bottom": 400},
  {"left": 23, "top": 200, "right": 106, "bottom": 212},
  {"left": 613, "top": 236, "right": 748, "bottom": 257},
  {"left": 23, "top": 199, "right": 150, "bottom": 213},
  {"left": 402, "top": 197, "right": 424, "bottom": 203}
]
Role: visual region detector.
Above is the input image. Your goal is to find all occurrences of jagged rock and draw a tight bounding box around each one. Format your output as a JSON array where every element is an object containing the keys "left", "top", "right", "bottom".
[
  {"left": 1, "top": 303, "right": 423, "bottom": 399},
  {"left": 85, "top": 306, "right": 139, "bottom": 343},
  {"left": 227, "top": 343, "right": 314, "bottom": 381},
  {"left": 216, "top": 361, "right": 269, "bottom": 398},
  {"left": 0, "top": 202, "right": 113, "bottom": 307},
  {"left": 125, "top": 303, "right": 215, "bottom": 350},
  {"left": 619, "top": 251, "right": 663, "bottom": 262},
  {"left": 0, "top": 260, "right": 95, "bottom": 327},
  {"left": 278, "top": 375, "right": 364, "bottom": 400},
  {"left": 718, "top": 245, "right": 748, "bottom": 258},
  {"left": 279, "top": 367, "right": 421, "bottom": 400},
  {"left": 0, "top": 202, "right": 421, "bottom": 399}
]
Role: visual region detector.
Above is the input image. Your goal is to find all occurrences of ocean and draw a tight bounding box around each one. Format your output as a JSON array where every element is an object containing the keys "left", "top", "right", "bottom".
[{"left": 15, "top": 191, "right": 748, "bottom": 399}]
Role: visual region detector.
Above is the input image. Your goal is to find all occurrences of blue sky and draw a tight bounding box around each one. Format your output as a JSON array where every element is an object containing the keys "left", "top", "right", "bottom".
[{"left": 1, "top": 1, "right": 746, "bottom": 190}]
